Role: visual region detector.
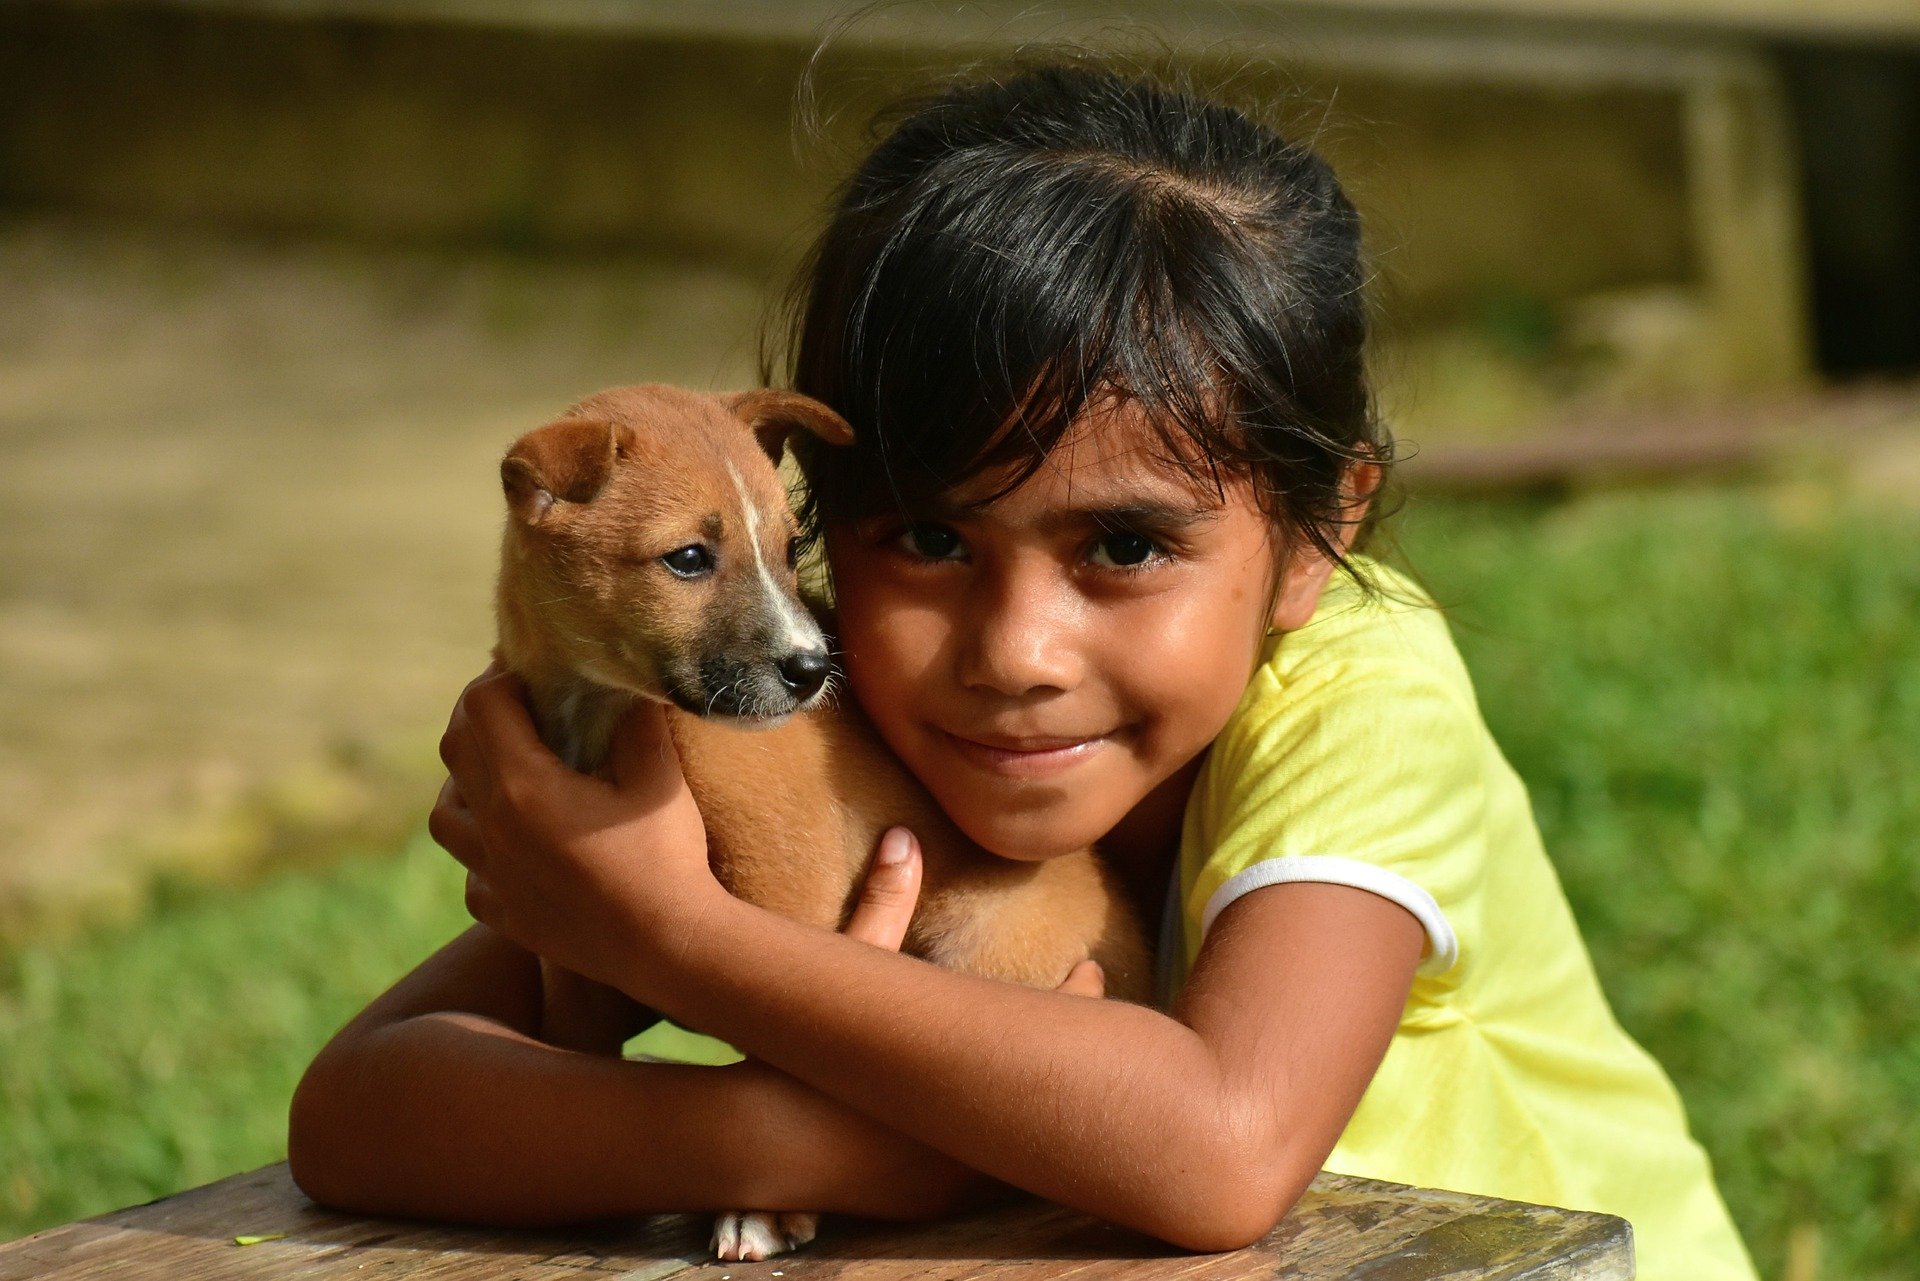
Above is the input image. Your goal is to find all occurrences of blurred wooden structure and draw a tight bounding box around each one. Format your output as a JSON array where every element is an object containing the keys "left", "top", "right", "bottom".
[
  {"left": 0, "top": 1161, "right": 1635, "bottom": 1280},
  {"left": 4, "top": 0, "right": 1917, "bottom": 386}
]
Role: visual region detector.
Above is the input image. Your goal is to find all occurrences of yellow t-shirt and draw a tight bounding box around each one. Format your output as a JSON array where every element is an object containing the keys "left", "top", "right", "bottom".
[{"left": 1168, "top": 560, "right": 1755, "bottom": 1281}]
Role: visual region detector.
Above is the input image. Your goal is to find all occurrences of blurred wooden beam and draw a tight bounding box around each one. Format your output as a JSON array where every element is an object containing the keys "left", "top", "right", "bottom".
[
  {"left": 9, "top": 0, "right": 1829, "bottom": 390},
  {"left": 1403, "top": 383, "right": 1919, "bottom": 494},
  {"left": 1406, "top": 429, "right": 1767, "bottom": 493},
  {"left": 35, "top": 0, "right": 1920, "bottom": 48}
]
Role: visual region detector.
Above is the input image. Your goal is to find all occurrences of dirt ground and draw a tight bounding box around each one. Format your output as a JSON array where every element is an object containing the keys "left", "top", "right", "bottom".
[{"left": 0, "top": 218, "right": 770, "bottom": 934}]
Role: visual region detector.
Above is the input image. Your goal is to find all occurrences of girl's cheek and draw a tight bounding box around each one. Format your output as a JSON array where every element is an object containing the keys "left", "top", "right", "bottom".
[
  {"left": 1121, "top": 602, "right": 1265, "bottom": 738},
  {"left": 834, "top": 595, "right": 935, "bottom": 711}
]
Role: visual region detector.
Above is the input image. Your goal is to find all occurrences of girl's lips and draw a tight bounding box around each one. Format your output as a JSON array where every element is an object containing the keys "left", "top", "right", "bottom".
[{"left": 939, "top": 729, "right": 1110, "bottom": 779}]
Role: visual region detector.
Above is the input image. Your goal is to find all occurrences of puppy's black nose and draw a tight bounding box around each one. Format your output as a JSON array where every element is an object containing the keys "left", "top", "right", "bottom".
[{"left": 778, "top": 650, "right": 830, "bottom": 699}]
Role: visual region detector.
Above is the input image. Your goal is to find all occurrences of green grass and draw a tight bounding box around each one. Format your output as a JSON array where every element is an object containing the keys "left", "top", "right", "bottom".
[
  {"left": 4, "top": 483, "right": 1916, "bottom": 1279},
  {"left": 0, "top": 833, "right": 473, "bottom": 1236}
]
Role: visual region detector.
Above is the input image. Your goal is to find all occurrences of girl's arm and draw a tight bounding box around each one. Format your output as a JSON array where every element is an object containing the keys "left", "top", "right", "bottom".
[
  {"left": 286, "top": 874, "right": 1014, "bottom": 1223},
  {"left": 635, "top": 860, "right": 1420, "bottom": 1252},
  {"left": 440, "top": 673, "right": 1425, "bottom": 1252}
]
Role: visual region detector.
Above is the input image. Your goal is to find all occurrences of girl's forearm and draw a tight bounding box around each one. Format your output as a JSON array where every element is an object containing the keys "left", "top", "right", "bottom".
[
  {"left": 637, "top": 893, "right": 1292, "bottom": 1250},
  {"left": 289, "top": 1006, "right": 983, "bottom": 1224}
]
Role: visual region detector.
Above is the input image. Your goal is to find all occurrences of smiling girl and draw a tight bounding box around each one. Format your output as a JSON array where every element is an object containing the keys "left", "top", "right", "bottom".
[{"left": 289, "top": 61, "right": 1755, "bottom": 1280}]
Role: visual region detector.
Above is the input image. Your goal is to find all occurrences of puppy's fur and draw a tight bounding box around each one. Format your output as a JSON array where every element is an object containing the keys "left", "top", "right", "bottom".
[{"left": 493, "top": 384, "right": 1152, "bottom": 1260}]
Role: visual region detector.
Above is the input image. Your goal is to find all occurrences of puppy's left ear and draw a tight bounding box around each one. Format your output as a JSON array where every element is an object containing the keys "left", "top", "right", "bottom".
[
  {"left": 501, "top": 417, "right": 632, "bottom": 526},
  {"left": 725, "top": 389, "right": 854, "bottom": 463}
]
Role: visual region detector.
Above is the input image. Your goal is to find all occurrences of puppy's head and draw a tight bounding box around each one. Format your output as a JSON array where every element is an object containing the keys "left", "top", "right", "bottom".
[{"left": 496, "top": 383, "right": 852, "bottom": 721}]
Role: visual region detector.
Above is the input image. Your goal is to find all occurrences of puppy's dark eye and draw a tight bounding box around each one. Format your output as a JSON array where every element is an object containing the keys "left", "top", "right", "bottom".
[
  {"left": 786, "top": 536, "right": 801, "bottom": 570},
  {"left": 662, "top": 545, "right": 713, "bottom": 578}
]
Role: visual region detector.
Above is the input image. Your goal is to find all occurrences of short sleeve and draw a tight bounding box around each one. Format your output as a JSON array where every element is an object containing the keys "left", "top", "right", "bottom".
[{"left": 1179, "top": 658, "right": 1491, "bottom": 982}]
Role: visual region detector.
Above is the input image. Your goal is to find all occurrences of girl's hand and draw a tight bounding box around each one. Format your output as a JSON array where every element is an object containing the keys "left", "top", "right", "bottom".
[
  {"left": 844, "top": 827, "right": 1105, "bottom": 997},
  {"left": 429, "top": 661, "right": 721, "bottom": 997}
]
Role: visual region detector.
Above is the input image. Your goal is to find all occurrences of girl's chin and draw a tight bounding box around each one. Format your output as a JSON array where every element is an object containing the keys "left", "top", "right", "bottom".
[{"left": 942, "top": 800, "right": 1116, "bottom": 862}]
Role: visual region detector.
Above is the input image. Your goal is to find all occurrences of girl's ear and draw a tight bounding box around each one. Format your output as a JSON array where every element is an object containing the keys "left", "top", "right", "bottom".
[
  {"left": 724, "top": 389, "right": 855, "bottom": 463},
  {"left": 1267, "top": 545, "right": 1340, "bottom": 634},
  {"left": 1267, "top": 460, "right": 1384, "bottom": 633}
]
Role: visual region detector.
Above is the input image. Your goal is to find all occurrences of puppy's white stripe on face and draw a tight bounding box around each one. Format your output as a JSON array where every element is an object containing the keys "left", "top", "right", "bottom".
[{"left": 725, "top": 460, "right": 825, "bottom": 654}]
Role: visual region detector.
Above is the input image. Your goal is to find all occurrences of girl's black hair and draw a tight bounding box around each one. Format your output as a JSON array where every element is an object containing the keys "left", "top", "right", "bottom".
[{"left": 766, "top": 59, "right": 1391, "bottom": 579}]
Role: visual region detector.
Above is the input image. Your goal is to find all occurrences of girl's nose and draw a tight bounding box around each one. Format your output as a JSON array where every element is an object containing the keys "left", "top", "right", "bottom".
[{"left": 954, "top": 560, "right": 1084, "bottom": 697}]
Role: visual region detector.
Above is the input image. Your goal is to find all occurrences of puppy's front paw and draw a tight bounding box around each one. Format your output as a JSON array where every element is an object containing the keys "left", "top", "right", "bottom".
[{"left": 711, "top": 1210, "right": 819, "bottom": 1261}]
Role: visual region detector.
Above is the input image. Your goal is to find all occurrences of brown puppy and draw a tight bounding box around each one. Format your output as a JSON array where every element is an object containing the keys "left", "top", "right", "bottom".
[{"left": 493, "top": 384, "right": 1152, "bottom": 1260}]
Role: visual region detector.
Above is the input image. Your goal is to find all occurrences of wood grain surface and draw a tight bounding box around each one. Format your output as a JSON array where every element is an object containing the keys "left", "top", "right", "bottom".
[{"left": 0, "top": 1162, "right": 1632, "bottom": 1280}]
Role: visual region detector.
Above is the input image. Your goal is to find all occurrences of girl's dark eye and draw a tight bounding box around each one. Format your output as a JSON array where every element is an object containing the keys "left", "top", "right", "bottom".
[
  {"left": 662, "top": 544, "right": 713, "bottom": 578},
  {"left": 1089, "top": 531, "right": 1160, "bottom": 568},
  {"left": 901, "top": 523, "right": 964, "bottom": 561}
]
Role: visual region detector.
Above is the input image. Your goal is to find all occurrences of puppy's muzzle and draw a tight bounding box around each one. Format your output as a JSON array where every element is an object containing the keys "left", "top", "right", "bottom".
[{"left": 673, "top": 642, "right": 832, "bottom": 721}]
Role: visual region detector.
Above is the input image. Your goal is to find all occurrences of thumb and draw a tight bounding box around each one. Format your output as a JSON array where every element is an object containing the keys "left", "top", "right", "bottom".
[
  {"left": 1056, "top": 959, "right": 1106, "bottom": 999},
  {"left": 841, "top": 827, "right": 923, "bottom": 953}
]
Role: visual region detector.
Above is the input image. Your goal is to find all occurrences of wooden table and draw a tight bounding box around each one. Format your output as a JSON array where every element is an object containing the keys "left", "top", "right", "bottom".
[{"left": 1, "top": 1163, "right": 1632, "bottom": 1280}]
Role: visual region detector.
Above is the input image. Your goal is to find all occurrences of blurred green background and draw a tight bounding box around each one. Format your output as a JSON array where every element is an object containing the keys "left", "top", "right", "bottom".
[{"left": 1, "top": 5, "right": 1917, "bottom": 1281}]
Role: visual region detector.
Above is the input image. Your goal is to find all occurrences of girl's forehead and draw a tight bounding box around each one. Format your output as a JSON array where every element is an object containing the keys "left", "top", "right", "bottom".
[{"left": 943, "top": 398, "right": 1247, "bottom": 518}]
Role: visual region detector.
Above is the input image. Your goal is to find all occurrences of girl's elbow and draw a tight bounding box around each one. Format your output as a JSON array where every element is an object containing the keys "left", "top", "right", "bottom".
[
  {"left": 1162, "top": 1194, "right": 1294, "bottom": 1254},
  {"left": 1151, "top": 1184, "right": 1297, "bottom": 1254},
  {"left": 287, "top": 1138, "right": 355, "bottom": 1214},
  {"left": 284, "top": 1060, "right": 360, "bottom": 1206},
  {"left": 286, "top": 1039, "right": 396, "bottom": 1214},
  {"left": 286, "top": 1069, "right": 353, "bottom": 1209},
  {"left": 1146, "top": 1129, "right": 1309, "bottom": 1253}
]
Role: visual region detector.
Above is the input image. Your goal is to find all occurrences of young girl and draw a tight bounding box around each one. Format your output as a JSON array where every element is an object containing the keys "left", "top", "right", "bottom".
[{"left": 290, "top": 62, "right": 1755, "bottom": 1280}]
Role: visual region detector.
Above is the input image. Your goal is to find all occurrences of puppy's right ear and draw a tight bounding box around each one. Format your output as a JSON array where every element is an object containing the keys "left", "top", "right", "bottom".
[
  {"left": 501, "top": 417, "right": 631, "bottom": 525},
  {"left": 725, "top": 389, "right": 855, "bottom": 463}
]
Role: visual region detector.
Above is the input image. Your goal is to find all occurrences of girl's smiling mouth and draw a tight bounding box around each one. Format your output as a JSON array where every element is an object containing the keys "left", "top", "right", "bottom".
[{"left": 939, "top": 729, "right": 1114, "bottom": 779}]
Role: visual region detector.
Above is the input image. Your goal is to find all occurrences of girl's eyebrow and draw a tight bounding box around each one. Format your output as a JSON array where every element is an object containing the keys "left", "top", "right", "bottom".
[
  {"left": 958, "top": 500, "right": 1225, "bottom": 535},
  {"left": 901, "top": 489, "right": 1226, "bottom": 532},
  {"left": 1064, "top": 503, "right": 1223, "bottom": 534}
]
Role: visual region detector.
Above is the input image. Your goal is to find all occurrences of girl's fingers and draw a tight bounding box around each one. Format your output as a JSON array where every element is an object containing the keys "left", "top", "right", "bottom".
[
  {"left": 460, "top": 668, "right": 552, "bottom": 779},
  {"left": 463, "top": 869, "right": 501, "bottom": 929},
  {"left": 1056, "top": 959, "right": 1106, "bottom": 999},
  {"left": 441, "top": 664, "right": 557, "bottom": 820},
  {"left": 841, "top": 827, "right": 923, "bottom": 953},
  {"left": 438, "top": 663, "right": 507, "bottom": 797},
  {"left": 427, "top": 776, "right": 487, "bottom": 874}
]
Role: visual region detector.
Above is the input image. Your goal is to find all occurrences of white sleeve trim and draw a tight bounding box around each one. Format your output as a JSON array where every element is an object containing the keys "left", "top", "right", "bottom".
[{"left": 1200, "top": 855, "right": 1460, "bottom": 977}]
